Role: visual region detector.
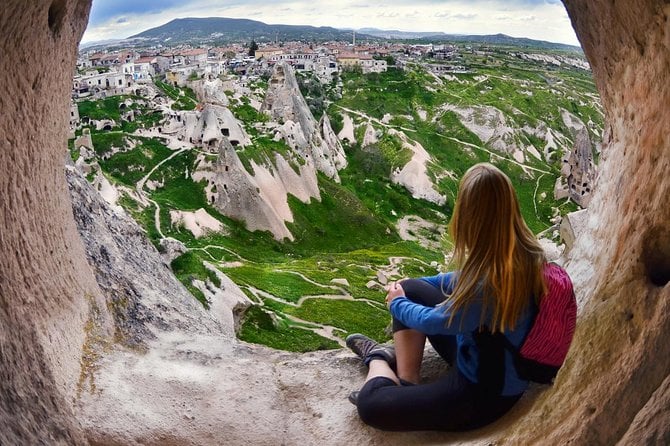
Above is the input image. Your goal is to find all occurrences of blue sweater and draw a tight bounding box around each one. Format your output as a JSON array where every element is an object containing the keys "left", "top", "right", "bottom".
[{"left": 389, "top": 272, "right": 534, "bottom": 396}]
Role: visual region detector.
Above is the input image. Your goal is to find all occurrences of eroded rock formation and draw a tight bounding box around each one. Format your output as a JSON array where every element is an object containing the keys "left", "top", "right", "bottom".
[
  {"left": 209, "top": 139, "right": 297, "bottom": 240},
  {"left": 554, "top": 128, "right": 597, "bottom": 206},
  {"left": 262, "top": 62, "right": 347, "bottom": 180},
  {"left": 160, "top": 105, "right": 252, "bottom": 150},
  {"left": 1, "top": 1, "right": 669, "bottom": 445}
]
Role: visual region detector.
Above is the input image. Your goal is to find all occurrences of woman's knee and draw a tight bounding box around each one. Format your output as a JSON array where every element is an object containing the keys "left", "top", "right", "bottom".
[
  {"left": 356, "top": 396, "right": 394, "bottom": 430},
  {"left": 399, "top": 278, "right": 446, "bottom": 307}
]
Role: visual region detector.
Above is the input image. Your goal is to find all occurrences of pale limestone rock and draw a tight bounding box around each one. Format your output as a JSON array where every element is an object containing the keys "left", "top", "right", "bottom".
[
  {"left": 366, "top": 280, "right": 381, "bottom": 289},
  {"left": 441, "top": 104, "right": 518, "bottom": 153},
  {"left": 159, "top": 237, "right": 188, "bottom": 265},
  {"left": 389, "top": 129, "right": 446, "bottom": 205},
  {"left": 376, "top": 271, "right": 389, "bottom": 285},
  {"left": 169, "top": 208, "right": 224, "bottom": 239},
  {"left": 539, "top": 238, "right": 564, "bottom": 262},
  {"left": 362, "top": 122, "right": 378, "bottom": 147},
  {"left": 560, "top": 209, "right": 588, "bottom": 253},
  {"left": 337, "top": 113, "right": 357, "bottom": 144},
  {"left": 190, "top": 78, "right": 230, "bottom": 107},
  {"left": 330, "top": 278, "right": 350, "bottom": 287},
  {"left": 160, "top": 104, "right": 251, "bottom": 150},
  {"left": 262, "top": 62, "right": 346, "bottom": 181},
  {"left": 211, "top": 139, "right": 294, "bottom": 241}
]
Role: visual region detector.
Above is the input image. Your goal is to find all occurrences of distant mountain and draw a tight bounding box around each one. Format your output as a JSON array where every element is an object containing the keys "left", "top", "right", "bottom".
[
  {"left": 129, "top": 17, "right": 368, "bottom": 43},
  {"left": 127, "top": 17, "right": 580, "bottom": 51},
  {"left": 80, "top": 38, "right": 125, "bottom": 50},
  {"left": 429, "top": 33, "right": 581, "bottom": 51},
  {"left": 355, "top": 27, "right": 447, "bottom": 40},
  {"left": 350, "top": 28, "right": 579, "bottom": 51}
]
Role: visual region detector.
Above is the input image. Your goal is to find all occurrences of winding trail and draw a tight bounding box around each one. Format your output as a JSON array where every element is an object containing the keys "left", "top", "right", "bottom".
[
  {"left": 273, "top": 269, "right": 347, "bottom": 294},
  {"left": 533, "top": 173, "right": 546, "bottom": 219},
  {"left": 336, "top": 103, "right": 552, "bottom": 177},
  {"left": 135, "top": 146, "right": 190, "bottom": 238},
  {"left": 334, "top": 105, "right": 417, "bottom": 133}
]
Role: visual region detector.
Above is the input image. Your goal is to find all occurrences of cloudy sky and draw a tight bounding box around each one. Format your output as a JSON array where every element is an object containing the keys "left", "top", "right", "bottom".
[{"left": 83, "top": 0, "right": 580, "bottom": 46}]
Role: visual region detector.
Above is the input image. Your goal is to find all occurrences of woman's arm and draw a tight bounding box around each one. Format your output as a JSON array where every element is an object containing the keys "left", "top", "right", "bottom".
[
  {"left": 389, "top": 297, "right": 454, "bottom": 335},
  {"left": 386, "top": 280, "right": 481, "bottom": 335}
]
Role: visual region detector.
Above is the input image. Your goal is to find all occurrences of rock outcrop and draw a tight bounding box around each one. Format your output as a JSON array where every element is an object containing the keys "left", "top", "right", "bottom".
[
  {"left": 190, "top": 78, "right": 231, "bottom": 107},
  {"left": 160, "top": 104, "right": 251, "bottom": 150},
  {"left": 67, "top": 165, "right": 231, "bottom": 343},
  {"left": 442, "top": 104, "right": 519, "bottom": 154},
  {"left": 555, "top": 127, "right": 597, "bottom": 206},
  {"left": 262, "top": 62, "right": 347, "bottom": 180},
  {"left": 209, "top": 139, "right": 295, "bottom": 240},
  {"left": 202, "top": 138, "right": 320, "bottom": 241},
  {"left": 504, "top": 0, "right": 670, "bottom": 444},
  {"left": 389, "top": 129, "right": 447, "bottom": 205}
]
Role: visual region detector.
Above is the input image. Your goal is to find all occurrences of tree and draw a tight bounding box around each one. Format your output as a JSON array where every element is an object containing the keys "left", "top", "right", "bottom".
[{"left": 248, "top": 40, "right": 258, "bottom": 57}]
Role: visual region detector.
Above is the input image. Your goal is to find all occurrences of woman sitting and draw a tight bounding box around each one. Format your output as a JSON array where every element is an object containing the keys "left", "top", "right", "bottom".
[{"left": 346, "top": 162, "right": 549, "bottom": 431}]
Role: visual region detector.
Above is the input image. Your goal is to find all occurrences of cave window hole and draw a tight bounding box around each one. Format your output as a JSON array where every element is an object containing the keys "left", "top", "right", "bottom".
[
  {"left": 48, "top": 0, "right": 66, "bottom": 36},
  {"left": 642, "top": 226, "right": 670, "bottom": 287}
]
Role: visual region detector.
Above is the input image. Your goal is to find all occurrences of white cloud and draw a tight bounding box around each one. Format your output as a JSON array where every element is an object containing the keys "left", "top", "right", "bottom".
[{"left": 82, "top": 0, "right": 580, "bottom": 46}]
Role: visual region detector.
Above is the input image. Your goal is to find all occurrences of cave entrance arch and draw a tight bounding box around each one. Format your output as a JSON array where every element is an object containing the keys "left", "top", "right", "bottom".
[{"left": 0, "top": 1, "right": 669, "bottom": 444}]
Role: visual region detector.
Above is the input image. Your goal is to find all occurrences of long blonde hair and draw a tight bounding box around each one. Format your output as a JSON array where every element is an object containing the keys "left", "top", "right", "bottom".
[{"left": 447, "top": 163, "right": 546, "bottom": 332}]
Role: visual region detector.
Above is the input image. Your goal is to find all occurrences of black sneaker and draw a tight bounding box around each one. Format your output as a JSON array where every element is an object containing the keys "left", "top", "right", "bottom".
[
  {"left": 345, "top": 333, "right": 396, "bottom": 368},
  {"left": 347, "top": 390, "right": 359, "bottom": 406}
]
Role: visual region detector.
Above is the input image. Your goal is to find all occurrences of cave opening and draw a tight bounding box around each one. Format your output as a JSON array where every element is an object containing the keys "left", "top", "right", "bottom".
[{"left": 642, "top": 226, "right": 670, "bottom": 287}]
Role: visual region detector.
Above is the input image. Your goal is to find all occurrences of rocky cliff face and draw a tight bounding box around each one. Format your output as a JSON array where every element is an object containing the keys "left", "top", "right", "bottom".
[
  {"left": 209, "top": 138, "right": 296, "bottom": 240},
  {"left": 504, "top": 0, "right": 670, "bottom": 444},
  {"left": 192, "top": 136, "right": 321, "bottom": 241},
  {"left": 262, "top": 62, "right": 347, "bottom": 181},
  {"left": 554, "top": 127, "right": 597, "bottom": 206},
  {"left": 67, "top": 164, "right": 233, "bottom": 341}
]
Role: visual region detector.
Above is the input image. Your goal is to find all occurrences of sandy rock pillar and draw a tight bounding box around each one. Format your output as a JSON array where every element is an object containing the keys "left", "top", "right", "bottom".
[{"left": 0, "top": 1, "right": 94, "bottom": 443}]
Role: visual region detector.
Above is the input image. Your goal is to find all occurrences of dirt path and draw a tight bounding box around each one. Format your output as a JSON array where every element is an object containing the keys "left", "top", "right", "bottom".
[{"left": 134, "top": 146, "right": 190, "bottom": 238}]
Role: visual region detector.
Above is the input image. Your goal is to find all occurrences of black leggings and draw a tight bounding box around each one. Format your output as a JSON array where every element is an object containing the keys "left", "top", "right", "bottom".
[{"left": 356, "top": 279, "right": 522, "bottom": 432}]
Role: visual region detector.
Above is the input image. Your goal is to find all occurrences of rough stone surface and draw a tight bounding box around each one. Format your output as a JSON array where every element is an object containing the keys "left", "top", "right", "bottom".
[
  {"left": 0, "top": 1, "right": 94, "bottom": 443},
  {"left": 504, "top": 1, "right": 670, "bottom": 444},
  {"left": 67, "top": 166, "right": 229, "bottom": 341},
  {"left": 210, "top": 139, "right": 296, "bottom": 240},
  {"left": 560, "top": 209, "right": 588, "bottom": 254},
  {"left": 558, "top": 125, "right": 597, "bottom": 206},
  {"left": 161, "top": 104, "right": 251, "bottom": 150},
  {"left": 616, "top": 374, "right": 670, "bottom": 445}
]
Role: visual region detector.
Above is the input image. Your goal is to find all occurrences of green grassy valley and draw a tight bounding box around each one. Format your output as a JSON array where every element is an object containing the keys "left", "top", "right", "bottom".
[{"left": 71, "top": 44, "right": 601, "bottom": 352}]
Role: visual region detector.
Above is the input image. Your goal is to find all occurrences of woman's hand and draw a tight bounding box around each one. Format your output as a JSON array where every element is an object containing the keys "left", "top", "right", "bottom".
[{"left": 385, "top": 281, "right": 406, "bottom": 308}]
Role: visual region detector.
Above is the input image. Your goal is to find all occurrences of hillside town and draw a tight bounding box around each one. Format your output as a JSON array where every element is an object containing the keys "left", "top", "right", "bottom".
[{"left": 72, "top": 40, "right": 472, "bottom": 99}]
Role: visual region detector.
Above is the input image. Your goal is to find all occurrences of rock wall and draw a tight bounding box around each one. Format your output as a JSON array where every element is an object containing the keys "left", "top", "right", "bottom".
[
  {"left": 0, "top": 1, "right": 94, "bottom": 443},
  {"left": 504, "top": 0, "right": 670, "bottom": 443},
  {"left": 210, "top": 139, "right": 295, "bottom": 240},
  {"left": 554, "top": 122, "right": 597, "bottom": 206},
  {"left": 161, "top": 105, "right": 251, "bottom": 150}
]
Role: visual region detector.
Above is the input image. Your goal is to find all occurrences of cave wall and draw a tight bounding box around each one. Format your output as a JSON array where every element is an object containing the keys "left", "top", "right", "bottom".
[
  {"left": 0, "top": 0, "right": 669, "bottom": 444},
  {"left": 505, "top": 1, "right": 670, "bottom": 444},
  {"left": 0, "top": 1, "right": 96, "bottom": 443}
]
